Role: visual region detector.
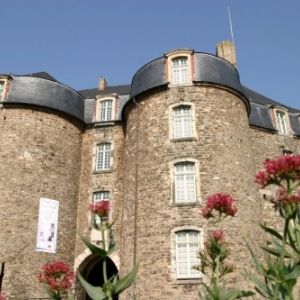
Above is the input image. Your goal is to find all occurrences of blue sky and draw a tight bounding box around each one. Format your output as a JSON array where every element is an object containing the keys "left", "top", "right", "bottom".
[{"left": 1, "top": 0, "right": 299, "bottom": 109}]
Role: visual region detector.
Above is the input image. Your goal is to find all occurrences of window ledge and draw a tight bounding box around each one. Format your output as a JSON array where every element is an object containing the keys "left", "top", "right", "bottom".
[
  {"left": 169, "top": 83, "right": 193, "bottom": 87},
  {"left": 172, "top": 278, "right": 202, "bottom": 285},
  {"left": 171, "top": 202, "right": 200, "bottom": 207},
  {"left": 93, "top": 121, "right": 115, "bottom": 127},
  {"left": 92, "top": 170, "right": 113, "bottom": 174},
  {"left": 171, "top": 137, "right": 197, "bottom": 142}
]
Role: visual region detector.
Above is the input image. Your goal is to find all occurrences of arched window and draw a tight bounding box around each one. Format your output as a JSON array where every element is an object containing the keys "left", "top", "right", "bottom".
[
  {"left": 175, "top": 230, "right": 200, "bottom": 278},
  {"left": 173, "top": 106, "right": 192, "bottom": 138},
  {"left": 172, "top": 57, "right": 189, "bottom": 84},
  {"left": 96, "top": 143, "right": 111, "bottom": 170},
  {"left": 174, "top": 163, "right": 196, "bottom": 203}
]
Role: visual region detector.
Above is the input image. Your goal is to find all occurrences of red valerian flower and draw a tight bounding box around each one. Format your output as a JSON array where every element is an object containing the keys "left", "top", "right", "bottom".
[
  {"left": 88, "top": 201, "right": 110, "bottom": 217},
  {"left": 38, "top": 261, "right": 75, "bottom": 298},
  {"left": 270, "top": 188, "right": 300, "bottom": 209},
  {"left": 201, "top": 193, "right": 237, "bottom": 219},
  {"left": 255, "top": 155, "right": 300, "bottom": 187},
  {"left": 0, "top": 292, "right": 5, "bottom": 300},
  {"left": 210, "top": 230, "right": 225, "bottom": 245}
]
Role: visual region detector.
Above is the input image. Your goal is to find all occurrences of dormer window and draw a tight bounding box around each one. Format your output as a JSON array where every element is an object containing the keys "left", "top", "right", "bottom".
[
  {"left": 172, "top": 57, "right": 189, "bottom": 84},
  {"left": 276, "top": 110, "right": 288, "bottom": 134},
  {"left": 96, "top": 98, "right": 116, "bottom": 122},
  {"left": 165, "top": 49, "right": 194, "bottom": 86},
  {"left": 0, "top": 79, "right": 8, "bottom": 101},
  {"left": 0, "top": 81, "right": 4, "bottom": 99}
]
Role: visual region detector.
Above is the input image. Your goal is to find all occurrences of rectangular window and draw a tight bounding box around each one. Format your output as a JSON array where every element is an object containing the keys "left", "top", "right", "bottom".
[
  {"left": 93, "top": 191, "right": 110, "bottom": 223},
  {"left": 0, "top": 81, "right": 5, "bottom": 100},
  {"left": 96, "top": 143, "right": 111, "bottom": 170},
  {"left": 99, "top": 100, "right": 112, "bottom": 121},
  {"left": 276, "top": 111, "right": 288, "bottom": 134},
  {"left": 175, "top": 163, "right": 196, "bottom": 203},
  {"left": 173, "top": 107, "right": 192, "bottom": 138},
  {"left": 172, "top": 58, "right": 189, "bottom": 84},
  {"left": 176, "top": 231, "right": 200, "bottom": 278}
]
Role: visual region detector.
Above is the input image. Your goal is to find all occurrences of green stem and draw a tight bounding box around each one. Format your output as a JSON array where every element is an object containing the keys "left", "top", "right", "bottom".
[{"left": 100, "top": 216, "right": 108, "bottom": 283}]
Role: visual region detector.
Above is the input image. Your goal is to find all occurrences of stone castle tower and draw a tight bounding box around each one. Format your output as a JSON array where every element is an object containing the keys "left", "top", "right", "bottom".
[{"left": 1, "top": 42, "right": 300, "bottom": 299}]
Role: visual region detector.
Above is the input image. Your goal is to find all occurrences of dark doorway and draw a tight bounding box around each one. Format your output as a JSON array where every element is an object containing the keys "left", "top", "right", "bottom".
[{"left": 84, "top": 257, "right": 119, "bottom": 300}]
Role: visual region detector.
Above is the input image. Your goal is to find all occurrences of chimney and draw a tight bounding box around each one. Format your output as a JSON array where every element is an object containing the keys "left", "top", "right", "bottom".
[
  {"left": 98, "top": 77, "right": 107, "bottom": 90},
  {"left": 216, "top": 41, "right": 237, "bottom": 69}
]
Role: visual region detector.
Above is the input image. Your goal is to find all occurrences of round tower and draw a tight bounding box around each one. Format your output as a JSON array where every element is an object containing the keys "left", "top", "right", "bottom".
[
  {"left": 120, "top": 50, "right": 262, "bottom": 299},
  {"left": 0, "top": 74, "right": 84, "bottom": 298}
]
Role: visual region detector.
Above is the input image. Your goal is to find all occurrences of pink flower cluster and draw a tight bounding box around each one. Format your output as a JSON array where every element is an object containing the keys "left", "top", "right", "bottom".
[
  {"left": 271, "top": 188, "right": 300, "bottom": 208},
  {"left": 88, "top": 201, "right": 110, "bottom": 217},
  {"left": 255, "top": 155, "right": 300, "bottom": 187},
  {"left": 210, "top": 230, "right": 225, "bottom": 244},
  {"left": 201, "top": 193, "right": 237, "bottom": 219},
  {"left": 38, "top": 261, "right": 75, "bottom": 296},
  {"left": 0, "top": 292, "right": 5, "bottom": 300}
]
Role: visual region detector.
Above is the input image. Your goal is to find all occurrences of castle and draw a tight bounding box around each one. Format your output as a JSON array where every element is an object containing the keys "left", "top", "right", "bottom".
[{"left": 0, "top": 41, "right": 300, "bottom": 300}]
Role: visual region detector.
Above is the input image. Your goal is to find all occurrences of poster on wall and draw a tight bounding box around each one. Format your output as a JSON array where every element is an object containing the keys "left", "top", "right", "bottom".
[{"left": 36, "top": 198, "right": 59, "bottom": 253}]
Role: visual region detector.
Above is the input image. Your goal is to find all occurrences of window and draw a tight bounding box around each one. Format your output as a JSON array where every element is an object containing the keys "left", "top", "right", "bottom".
[
  {"left": 93, "top": 191, "right": 110, "bottom": 223},
  {"left": 173, "top": 106, "right": 192, "bottom": 138},
  {"left": 98, "top": 100, "right": 112, "bottom": 121},
  {"left": 176, "top": 231, "right": 200, "bottom": 278},
  {"left": 172, "top": 57, "right": 189, "bottom": 84},
  {"left": 276, "top": 111, "right": 288, "bottom": 134},
  {"left": 96, "top": 143, "right": 111, "bottom": 170},
  {"left": 175, "top": 163, "right": 196, "bottom": 203},
  {"left": 0, "top": 81, "right": 5, "bottom": 100}
]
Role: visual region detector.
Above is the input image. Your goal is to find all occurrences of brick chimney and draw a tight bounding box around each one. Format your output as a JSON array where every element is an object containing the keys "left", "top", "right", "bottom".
[
  {"left": 216, "top": 41, "right": 237, "bottom": 69},
  {"left": 98, "top": 77, "right": 107, "bottom": 90}
]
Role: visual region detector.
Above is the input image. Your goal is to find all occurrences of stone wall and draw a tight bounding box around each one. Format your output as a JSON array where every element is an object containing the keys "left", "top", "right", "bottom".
[
  {"left": 120, "top": 85, "right": 263, "bottom": 300},
  {"left": 0, "top": 107, "right": 83, "bottom": 299},
  {"left": 75, "top": 123, "right": 125, "bottom": 277}
]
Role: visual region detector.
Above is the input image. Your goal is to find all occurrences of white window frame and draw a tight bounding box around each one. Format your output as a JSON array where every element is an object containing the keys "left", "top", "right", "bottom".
[
  {"left": 165, "top": 49, "right": 193, "bottom": 86},
  {"left": 96, "top": 143, "right": 111, "bottom": 171},
  {"left": 96, "top": 98, "right": 115, "bottom": 122},
  {"left": 93, "top": 191, "right": 110, "bottom": 224},
  {"left": 276, "top": 110, "right": 288, "bottom": 135},
  {"left": 169, "top": 158, "right": 201, "bottom": 204},
  {"left": 174, "top": 163, "right": 196, "bottom": 203},
  {"left": 172, "top": 57, "right": 189, "bottom": 84},
  {"left": 175, "top": 230, "right": 201, "bottom": 279},
  {"left": 0, "top": 78, "right": 8, "bottom": 101},
  {"left": 173, "top": 106, "right": 193, "bottom": 138}
]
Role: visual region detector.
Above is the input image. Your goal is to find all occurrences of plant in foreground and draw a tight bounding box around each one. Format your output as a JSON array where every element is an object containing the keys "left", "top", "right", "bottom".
[
  {"left": 247, "top": 154, "right": 300, "bottom": 299},
  {"left": 38, "top": 261, "right": 75, "bottom": 300},
  {"left": 196, "top": 193, "right": 254, "bottom": 300},
  {"left": 39, "top": 200, "right": 139, "bottom": 300},
  {"left": 0, "top": 292, "right": 5, "bottom": 300},
  {"left": 77, "top": 200, "right": 139, "bottom": 300}
]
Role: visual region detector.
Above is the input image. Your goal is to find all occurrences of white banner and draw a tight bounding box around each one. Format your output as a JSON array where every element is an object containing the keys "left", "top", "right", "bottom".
[{"left": 36, "top": 198, "right": 59, "bottom": 253}]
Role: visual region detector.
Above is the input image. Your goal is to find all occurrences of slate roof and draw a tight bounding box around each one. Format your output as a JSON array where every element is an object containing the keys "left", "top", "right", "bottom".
[
  {"left": 2, "top": 70, "right": 299, "bottom": 135},
  {"left": 79, "top": 85, "right": 131, "bottom": 99}
]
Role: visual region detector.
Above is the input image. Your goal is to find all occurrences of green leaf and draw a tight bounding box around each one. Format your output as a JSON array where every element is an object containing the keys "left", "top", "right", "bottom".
[
  {"left": 78, "top": 232, "right": 107, "bottom": 257},
  {"left": 247, "top": 274, "right": 270, "bottom": 297},
  {"left": 77, "top": 271, "right": 106, "bottom": 300},
  {"left": 261, "top": 245, "right": 293, "bottom": 259},
  {"left": 107, "top": 215, "right": 118, "bottom": 229},
  {"left": 222, "top": 290, "right": 254, "bottom": 300},
  {"left": 260, "top": 223, "right": 283, "bottom": 241},
  {"left": 68, "top": 292, "right": 75, "bottom": 300},
  {"left": 114, "top": 260, "right": 140, "bottom": 294},
  {"left": 200, "top": 282, "right": 217, "bottom": 299},
  {"left": 245, "top": 241, "right": 265, "bottom": 275},
  {"left": 107, "top": 228, "right": 115, "bottom": 256},
  {"left": 285, "top": 264, "right": 300, "bottom": 281}
]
